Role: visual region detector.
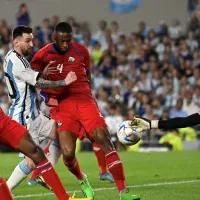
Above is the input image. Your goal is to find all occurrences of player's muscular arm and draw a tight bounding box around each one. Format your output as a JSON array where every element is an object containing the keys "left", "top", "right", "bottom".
[
  {"left": 133, "top": 112, "right": 200, "bottom": 133},
  {"left": 34, "top": 78, "right": 66, "bottom": 89},
  {"left": 86, "top": 69, "right": 92, "bottom": 89},
  {"left": 34, "top": 71, "right": 77, "bottom": 89},
  {"left": 86, "top": 69, "right": 99, "bottom": 107}
]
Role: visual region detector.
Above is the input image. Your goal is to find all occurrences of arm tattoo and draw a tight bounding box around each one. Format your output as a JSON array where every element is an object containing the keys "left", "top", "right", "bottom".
[{"left": 34, "top": 78, "right": 66, "bottom": 89}]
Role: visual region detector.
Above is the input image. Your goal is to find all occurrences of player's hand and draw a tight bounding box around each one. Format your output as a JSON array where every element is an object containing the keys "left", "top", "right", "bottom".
[
  {"left": 130, "top": 116, "right": 151, "bottom": 133},
  {"left": 42, "top": 61, "right": 57, "bottom": 78},
  {"left": 38, "top": 90, "right": 58, "bottom": 107},
  {"left": 64, "top": 71, "right": 77, "bottom": 85}
]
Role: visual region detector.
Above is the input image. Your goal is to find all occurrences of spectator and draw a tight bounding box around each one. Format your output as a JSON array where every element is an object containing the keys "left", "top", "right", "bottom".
[
  {"left": 182, "top": 92, "right": 200, "bottom": 115},
  {"left": 50, "top": 15, "right": 60, "bottom": 30},
  {"left": 73, "top": 23, "right": 83, "bottom": 43},
  {"left": 91, "top": 42, "right": 103, "bottom": 66},
  {"left": 138, "top": 21, "right": 149, "bottom": 39},
  {"left": 111, "top": 21, "right": 120, "bottom": 44},
  {"left": 192, "top": 50, "right": 200, "bottom": 67},
  {"left": 110, "top": 21, "right": 121, "bottom": 44},
  {"left": 188, "top": 5, "right": 200, "bottom": 38},
  {"left": 186, "top": 31, "right": 198, "bottom": 52},
  {"left": 105, "top": 104, "right": 123, "bottom": 130},
  {"left": 188, "top": 0, "right": 199, "bottom": 14},
  {"left": 92, "top": 20, "right": 108, "bottom": 50},
  {"left": 170, "top": 98, "right": 188, "bottom": 118},
  {"left": 168, "top": 18, "right": 182, "bottom": 40},
  {"left": 66, "top": 16, "right": 76, "bottom": 26},
  {"left": 16, "top": 3, "right": 31, "bottom": 26},
  {"left": 155, "top": 20, "right": 168, "bottom": 36},
  {"left": 35, "top": 18, "right": 53, "bottom": 46},
  {"left": 105, "top": 104, "right": 123, "bottom": 149},
  {"left": 117, "top": 34, "right": 127, "bottom": 51}
]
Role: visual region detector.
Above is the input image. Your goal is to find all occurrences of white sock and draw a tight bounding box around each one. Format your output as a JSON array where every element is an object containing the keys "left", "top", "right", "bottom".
[
  {"left": 7, "top": 160, "right": 33, "bottom": 191},
  {"left": 46, "top": 141, "right": 61, "bottom": 166}
]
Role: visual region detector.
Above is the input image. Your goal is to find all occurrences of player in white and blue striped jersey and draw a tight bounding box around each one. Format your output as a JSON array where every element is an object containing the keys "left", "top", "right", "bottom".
[
  {"left": 4, "top": 48, "right": 41, "bottom": 126},
  {"left": 3, "top": 25, "right": 77, "bottom": 192}
]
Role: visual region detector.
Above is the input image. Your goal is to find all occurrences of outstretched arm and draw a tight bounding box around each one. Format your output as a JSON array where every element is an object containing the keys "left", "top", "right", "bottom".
[
  {"left": 158, "top": 113, "right": 200, "bottom": 129},
  {"left": 131, "top": 113, "right": 200, "bottom": 132}
]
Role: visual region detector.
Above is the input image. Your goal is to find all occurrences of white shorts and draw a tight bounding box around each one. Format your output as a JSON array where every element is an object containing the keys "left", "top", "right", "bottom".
[{"left": 27, "top": 112, "right": 55, "bottom": 146}]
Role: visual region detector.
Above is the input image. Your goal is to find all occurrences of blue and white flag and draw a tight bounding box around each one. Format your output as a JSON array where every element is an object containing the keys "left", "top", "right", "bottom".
[{"left": 110, "top": 0, "right": 141, "bottom": 13}]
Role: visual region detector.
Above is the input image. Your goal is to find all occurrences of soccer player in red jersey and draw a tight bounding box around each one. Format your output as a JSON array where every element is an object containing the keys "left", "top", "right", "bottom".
[
  {"left": 31, "top": 22, "right": 140, "bottom": 200},
  {"left": 0, "top": 108, "right": 92, "bottom": 200}
]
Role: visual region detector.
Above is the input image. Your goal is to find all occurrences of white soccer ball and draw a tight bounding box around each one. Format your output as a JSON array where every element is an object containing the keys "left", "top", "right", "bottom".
[{"left": 117, "top": 120, "right": 141, "bottom": 145}]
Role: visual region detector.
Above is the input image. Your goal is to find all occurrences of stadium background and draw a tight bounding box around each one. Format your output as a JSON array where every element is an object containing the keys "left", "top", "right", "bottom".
[{"left": 0, "top": 0, "right": 200, "bottom": 152}]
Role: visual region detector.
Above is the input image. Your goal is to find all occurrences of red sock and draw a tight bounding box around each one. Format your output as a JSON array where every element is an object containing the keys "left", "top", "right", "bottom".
[
  {"left": 93, "top": 142, "right": 107, "bottom": 174},
  {"left": 37, "top": 160, "right": 69, "bottom": 200},
  {"left": 63, "top": 157, "right": 84, "bottom": 180},
  {"left": 29, "top": 146, "right": 49, "bottom": 180},
  {"left": 0, "top": 177, "right": 14, "bottom": 200},
  {"left": 29, "top": 168, "right": 40, "bottom": 180},
  {"left": 105, "top": 150, "right": 126, "bottom": 193},
  {"left": 43, "top": 146, "right": 49, "bottom": 154}
]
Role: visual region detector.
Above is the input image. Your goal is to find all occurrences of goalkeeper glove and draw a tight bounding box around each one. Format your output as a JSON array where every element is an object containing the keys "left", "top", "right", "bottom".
[{"left": 131, "top": 116, "right": 159, "bottom": 133}]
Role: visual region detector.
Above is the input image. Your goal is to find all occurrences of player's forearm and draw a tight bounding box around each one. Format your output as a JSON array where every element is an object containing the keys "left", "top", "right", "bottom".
[
  {"left": 155, "top": 113, "right": 200, "bottom": 129},
  {"left": 86, "top": 69, "right": 99, "bottom": 107},
  {"left": 86, "top": 70, "right": 92, "bottom": 89},
  {"left": 34, "top": 78, "right": 66, "bottom": 89}
]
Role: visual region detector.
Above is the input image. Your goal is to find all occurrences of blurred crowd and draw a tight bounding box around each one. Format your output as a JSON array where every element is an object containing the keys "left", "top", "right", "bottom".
[{"left": 0, "top": 2, "right": 200, "bottom": 144}]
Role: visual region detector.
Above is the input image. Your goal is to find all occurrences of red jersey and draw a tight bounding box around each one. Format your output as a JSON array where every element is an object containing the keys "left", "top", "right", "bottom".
[
  {"left": 31, "top": 42, "right": 92, "bottom": 100},
  {"left": 0, "top": 108, "right": 5, "bottom": 120},
  {"left": 0, "top": 108, "right": 27, "bottom": 149}
]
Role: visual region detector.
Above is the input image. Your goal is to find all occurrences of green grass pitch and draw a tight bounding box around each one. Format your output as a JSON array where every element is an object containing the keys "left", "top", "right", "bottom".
[{"left": 1, "top": 151, "right": 200, "bottom": 200}]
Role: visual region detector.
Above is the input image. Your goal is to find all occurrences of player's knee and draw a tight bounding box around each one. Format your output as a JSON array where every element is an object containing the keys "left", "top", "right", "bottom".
[
  {"left": 28, "top": 144, "right": 46, "bottom": 163},
  {"left": 92, "top": 127, "right": 114, "bottom": 153},
  {"left": 92, "top": 127, "right": 110, "bottom": 143},
  {"left": 62, "top": 146, "right": 75, "bottom": 162}
]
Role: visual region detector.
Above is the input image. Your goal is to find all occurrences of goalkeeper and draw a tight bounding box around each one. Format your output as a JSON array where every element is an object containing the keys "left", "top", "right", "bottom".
[{"left": 131, "top": 112, "right": 200, "bottom": 132}]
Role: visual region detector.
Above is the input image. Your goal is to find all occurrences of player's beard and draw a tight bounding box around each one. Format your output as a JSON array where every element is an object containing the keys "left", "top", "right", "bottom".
[{"left": 21, "top": 47, "right": 32, "bottom": 57}]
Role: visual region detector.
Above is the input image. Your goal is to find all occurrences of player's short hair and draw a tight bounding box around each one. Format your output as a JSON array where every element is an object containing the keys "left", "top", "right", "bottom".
[
  {"left": 12, "top": 26, "right": 33, "bottom": 39},
  {"left": 55, "top": 22, "right": 72, "bottom": 33}
]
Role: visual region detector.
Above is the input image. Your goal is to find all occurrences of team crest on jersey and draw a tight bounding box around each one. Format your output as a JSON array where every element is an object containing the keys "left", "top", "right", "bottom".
[
  {"left": 68, "top": 56, "right": 75, "bottom": 63},
  {"left": 57, "top": 121, "right": 63, "bottom": 128}
]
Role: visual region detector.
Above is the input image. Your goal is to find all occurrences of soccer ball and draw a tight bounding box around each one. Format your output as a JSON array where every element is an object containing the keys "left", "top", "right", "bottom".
[{"left": 117, "top": 120, "right": 141, "bottom": 146}]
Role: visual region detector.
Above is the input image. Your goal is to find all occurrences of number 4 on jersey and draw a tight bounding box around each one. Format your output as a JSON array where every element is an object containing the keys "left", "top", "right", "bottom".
[{"left": 57, "top": 64, "right": 63, "bottom": 73}]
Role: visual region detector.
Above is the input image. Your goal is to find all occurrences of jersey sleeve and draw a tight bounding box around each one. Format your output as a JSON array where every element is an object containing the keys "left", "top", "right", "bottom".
[
  {"left": 158, "top": 113, "right": 200, "bottom": 129},
  {"left": 13, "top": 58, "right": 39, "bottom": 86},
  {"left": 30, "top": 49, "right": 45, "bottom": 72},
  {"left": 81, "top": 45, "right": 91, "bottom": 71}
]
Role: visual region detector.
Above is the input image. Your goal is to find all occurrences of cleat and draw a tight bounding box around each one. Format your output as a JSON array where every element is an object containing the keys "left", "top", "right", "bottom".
[
  {"left": 35, "top": 175, "right": 52, "bottom": 191},
  {"left": 69, "top": 192, "right": 93, "bottom": 200},
  {"left": 18, "top": 153, "right": 25, "bottom": 158},
  {"left": 27, "top": 178, "right": 37, "bottom": 185},
  {"left": 79, "top": 175, "right": 94, "bottom": 199},
  {"left": 120, "top": 190, "right": 140, "bottom": 200},
  {"left": 99, "top": 172, "right": 114, "bottom": 183}
]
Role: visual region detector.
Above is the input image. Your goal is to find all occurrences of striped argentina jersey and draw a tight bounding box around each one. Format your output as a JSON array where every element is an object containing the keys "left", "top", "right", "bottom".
[{"left": 3, "top": 49, "right": 40, "bottom": 126}]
